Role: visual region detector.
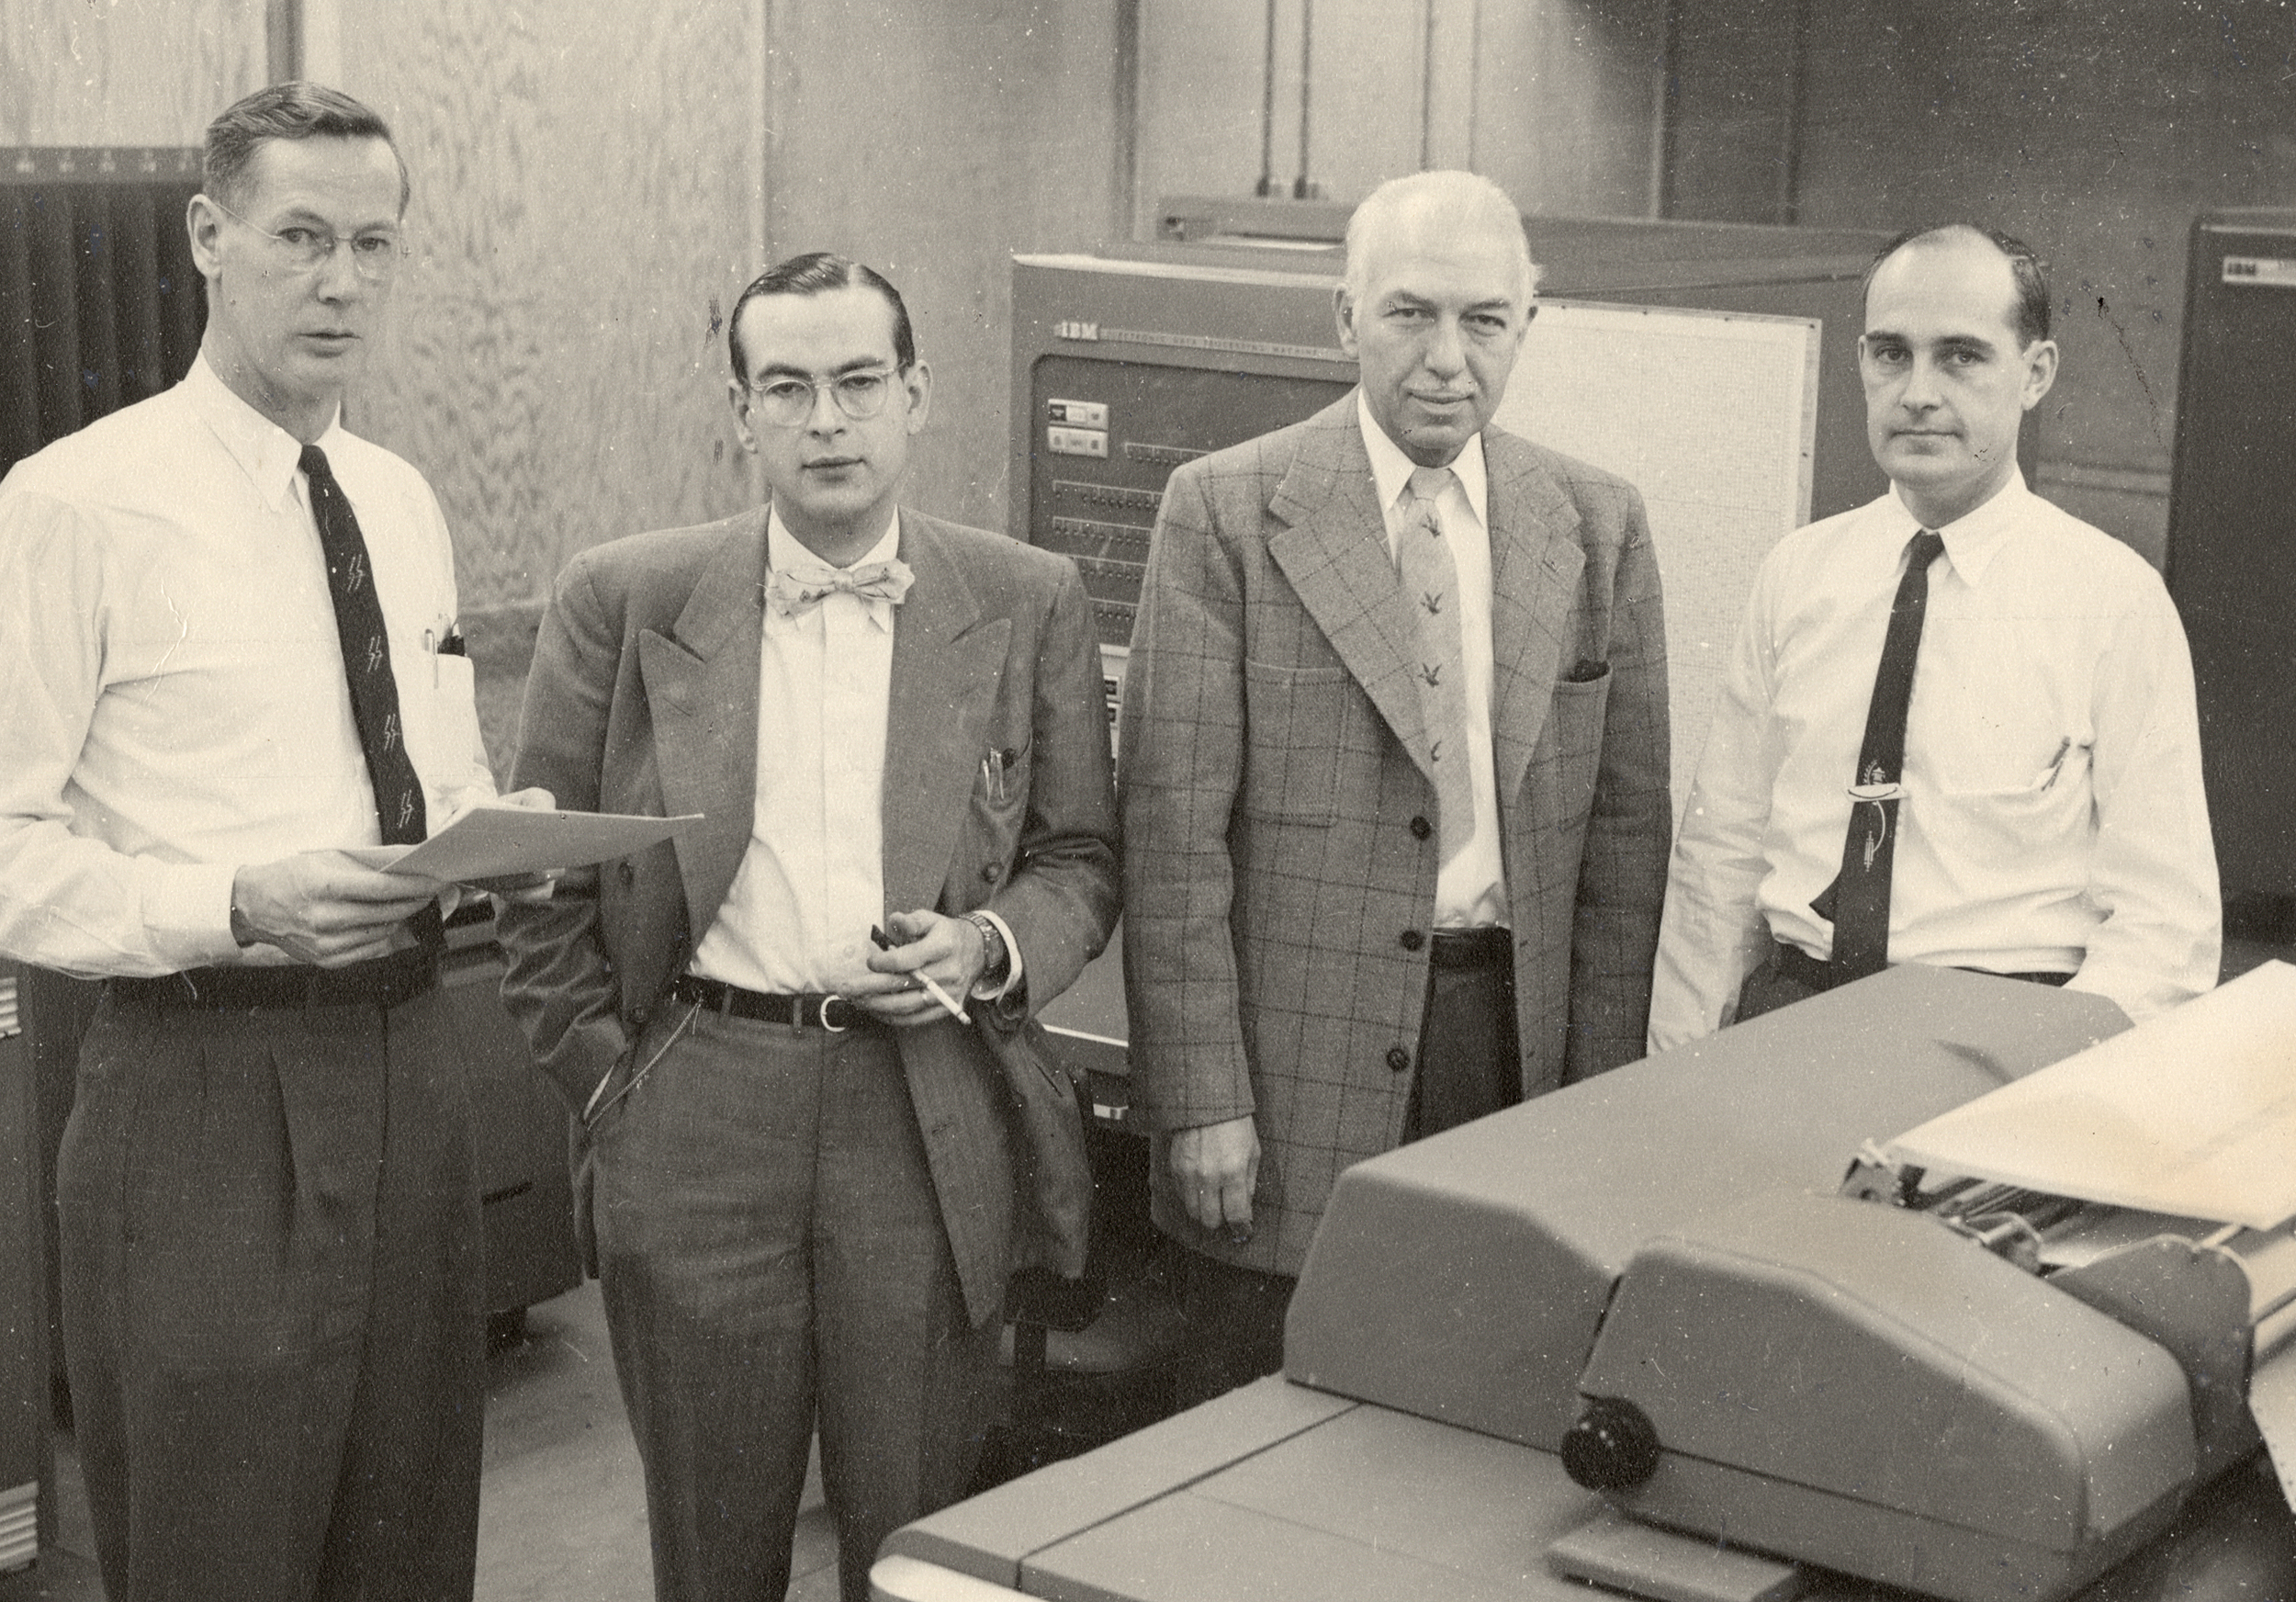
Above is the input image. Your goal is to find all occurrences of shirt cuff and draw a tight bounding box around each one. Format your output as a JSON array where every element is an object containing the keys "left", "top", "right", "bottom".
[
  {"left": 145, "top": 860, "right": 247, "bottom": 969},
  {"left": 969, "top": 908, "right": 1024, "bottom": 1001}
]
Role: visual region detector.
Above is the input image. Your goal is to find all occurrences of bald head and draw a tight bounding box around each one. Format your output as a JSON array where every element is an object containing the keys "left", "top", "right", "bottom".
[{"left": 1344, "top": 170, "right": 1538, "bottom": 306}]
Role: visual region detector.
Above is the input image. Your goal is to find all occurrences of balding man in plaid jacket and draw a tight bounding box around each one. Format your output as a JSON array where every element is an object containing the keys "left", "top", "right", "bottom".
[{"left": 1120, "top": 171, "right": 1671, "bottom": 1405}]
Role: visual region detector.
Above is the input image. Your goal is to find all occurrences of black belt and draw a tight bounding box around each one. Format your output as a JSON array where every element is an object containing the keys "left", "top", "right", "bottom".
[
  {"left": 669, "top": 974, "right": 879, "bottom": 1032},
  {"left": 110, "top": 944, "right": 438, "bottom": 1011},
  {"left": 1429, "top": 926, "right": 1512, "bottom": 970},
  {"left": 1773, "top": 941, "right": 2072, "bottom": 993}
]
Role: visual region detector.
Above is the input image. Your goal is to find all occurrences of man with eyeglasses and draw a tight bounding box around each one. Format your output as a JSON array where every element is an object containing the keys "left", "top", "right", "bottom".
[
  {"left": 0, "top": 83, "right": 529, "bottom": 1601},
  {"left": 497, "top": 251, "right": 1119, "bottom": 1602}
]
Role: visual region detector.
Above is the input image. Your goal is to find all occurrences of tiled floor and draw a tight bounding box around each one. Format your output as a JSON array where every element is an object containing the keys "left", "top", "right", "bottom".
[{"left": 0, "top": 1280, "right": 841, "bottom": 1602}]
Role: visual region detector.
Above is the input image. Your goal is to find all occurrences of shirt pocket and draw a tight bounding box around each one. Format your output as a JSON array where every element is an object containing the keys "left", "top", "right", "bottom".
[
  {"left": 1927, "top": 739, "right": 2094, "bottom": 875},
  {"left": 389, "top": 645, "right": 482, "bottom": 804},
  {"left": 1241, "top": 660, "right": 1351, "bottom": 825}
]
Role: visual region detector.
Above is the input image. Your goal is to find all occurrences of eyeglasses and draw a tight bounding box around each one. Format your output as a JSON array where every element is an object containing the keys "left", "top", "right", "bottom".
[
  {"left": 743, "top": 367, "right": 902, "bottom": 427},
  {"left": 210, "top": 197, "right": 404, "bottom": 283}
]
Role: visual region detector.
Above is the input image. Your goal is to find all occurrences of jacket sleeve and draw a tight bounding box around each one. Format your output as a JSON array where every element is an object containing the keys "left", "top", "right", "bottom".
[
  {"left": 973, "top": 556, "right": 1122, "bottom": 1026},
  {"left": 1118, "top": 462, "right": 1258, "bottom": 1134},
  {"left": 494, "top": 554, "right": 635, "bottom": 1114},
  {"left": 1565, "top": 481, "right": 1672, "bottom": 1080}
]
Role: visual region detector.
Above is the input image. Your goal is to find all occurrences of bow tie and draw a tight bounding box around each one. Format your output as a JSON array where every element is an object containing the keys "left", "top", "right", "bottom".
[{"left": 764, "top": 558, "right": 915, "bottom": 618}]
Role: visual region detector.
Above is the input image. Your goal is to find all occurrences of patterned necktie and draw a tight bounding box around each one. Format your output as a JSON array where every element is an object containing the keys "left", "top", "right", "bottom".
[
  {"left": 764, "top": 558, "right": 916, "bottom": 619},
  {"left": 302, "top": 445, "right": 428, "bottom": 849},
  {"left": 1812, "top": 528, "right": 1947, "bottom": 979},
  {"left": 1397, "top": 466, "right": 1474, "bottom": 867}
]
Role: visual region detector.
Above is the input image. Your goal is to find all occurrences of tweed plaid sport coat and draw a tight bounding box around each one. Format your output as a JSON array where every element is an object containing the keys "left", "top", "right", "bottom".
[{"left": 1119, "top": 395, "right": 1671, "bottom": 1277}]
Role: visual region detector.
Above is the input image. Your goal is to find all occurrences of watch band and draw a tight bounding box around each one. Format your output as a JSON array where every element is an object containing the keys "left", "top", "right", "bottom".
[{"left": 963, "top": 910, "right": 1010, "bottom": 990}]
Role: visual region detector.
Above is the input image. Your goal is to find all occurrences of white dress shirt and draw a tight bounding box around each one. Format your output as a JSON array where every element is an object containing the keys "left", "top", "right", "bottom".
[
  {"left": 1649, "top": 470, "right": 2218, "bottom": 1048},
  {"left": 689, "top": 513, "right": 1029, "bottom": 998},
  {"left": 0, "top": 355, "right": 497, "bottom": 977},
  {"left": 692, "top": 512, "right": 899, "bottom": 993},
  {"left": 1357, "top": 394, "right": 1508, "bottom": 929}
]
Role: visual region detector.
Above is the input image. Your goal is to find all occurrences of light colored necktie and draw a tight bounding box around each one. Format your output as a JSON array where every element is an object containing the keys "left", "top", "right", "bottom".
[
  {"left": 1398, "top": 466, "right": 1473, "bottom": 866},
  {"left": 764, "top": 557, "right": 916, "bottom": 620}
]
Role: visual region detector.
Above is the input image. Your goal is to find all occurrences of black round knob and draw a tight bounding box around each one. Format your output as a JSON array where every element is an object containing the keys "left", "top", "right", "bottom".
[{"left": 1560, "top": 1397, "right": 1662, "bottom": 1491}]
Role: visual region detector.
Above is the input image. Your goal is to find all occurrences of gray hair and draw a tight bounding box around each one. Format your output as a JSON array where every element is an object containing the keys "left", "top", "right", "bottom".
[{"left": 1343, "top": 170, "right": 1538, "bottom": 304}]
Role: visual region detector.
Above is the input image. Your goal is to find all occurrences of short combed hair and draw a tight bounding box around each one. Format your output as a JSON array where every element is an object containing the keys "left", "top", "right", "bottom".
[
  {"left": 727, "top": 253, "right": 917, "bottom": 380},
  {"left": 203, "top": 81, "right": 409, "bottom": 215},
  {"left": 1343, "top": 170, "right": 1540, "bottom": 304},
  {"left": 1864, "top": 223, "right": 2052, "bottom": 346}
]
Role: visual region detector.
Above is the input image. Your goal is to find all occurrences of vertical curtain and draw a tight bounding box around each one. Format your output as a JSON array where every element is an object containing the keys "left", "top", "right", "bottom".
[{"left": 1, "top": 149, "right": 207, "bottom": 481}]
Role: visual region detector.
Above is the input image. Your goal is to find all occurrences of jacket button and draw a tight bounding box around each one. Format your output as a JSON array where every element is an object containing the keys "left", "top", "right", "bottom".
[
  {"left": 1386, "top": 1046, "right": 1410, "bottom": 1072},
  {"left": 630, "top": 1004, "right": 650, "bottom": 1027},
  {"left": 982, "top": 863, "right": 1003, "bottom": 883},
  {"left": 1409, "top": 815, "right": 1432, "bottom": 840},
  {"left": 1399, "top": 929, "right": 1424, "bottom": 952},
  {"left": 618, "top": 861, "right": 636, "bottom": 886}
]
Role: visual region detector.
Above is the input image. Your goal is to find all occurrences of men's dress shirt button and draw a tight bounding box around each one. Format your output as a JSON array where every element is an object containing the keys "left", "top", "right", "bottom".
[
  {"left": 982, "top": 863, "right": 1002, "bottom": 883},
  {"left": 1409, "top": 816, "right": 1432, "bottom": 840},
  {"left": 1399, "top": 929, "right": 1424, "bottom": 952},
  {"left": 618, "top": 861, "right": 636, "bottom": 887},
  {"left": 1386, "top": 1046, "right": 1411, "bottom": 1073}
]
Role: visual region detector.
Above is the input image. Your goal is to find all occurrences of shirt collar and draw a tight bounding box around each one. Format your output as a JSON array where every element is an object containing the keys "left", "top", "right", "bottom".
[
  {"left": 766, "top": 507, "right": 905, "bottom": 630},
  {"left": 182, "top": 353, "right": 345, "bottom": 513},
  {"left": 1891, "top": 467, "right": 2032, "bottom": 589},
  {"left": 1356, "top": 389, "right": 1489, "bottom": 532}
]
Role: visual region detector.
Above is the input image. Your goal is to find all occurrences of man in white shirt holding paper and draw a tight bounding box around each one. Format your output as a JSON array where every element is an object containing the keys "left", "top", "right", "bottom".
[
  {"left": 1649, "top": 224, "right": 2218, "bottom": 1049},
  {"left": 0, "top": 84, "right": 537, "bottom": 1601}
]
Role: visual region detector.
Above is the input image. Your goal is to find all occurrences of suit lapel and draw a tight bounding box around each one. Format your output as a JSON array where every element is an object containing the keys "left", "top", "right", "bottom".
[
  {"left": 1485, "top": 433, "right": 1585, "bottom": 804},
  {"left": 1266, "top": 403, "right": 1434, "bottom": 775},
  {"left": 637, "top": 509, "right": 767, "bottom": 938},
  {"left": 882, "top": 513, "right": 1009, "bottom": 916}
]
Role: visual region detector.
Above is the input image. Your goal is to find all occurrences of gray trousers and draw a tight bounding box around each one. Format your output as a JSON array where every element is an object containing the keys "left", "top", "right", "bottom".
[
  {"left": 591, "top": 1005, "right": 997, "bottom": 1602},
  {"left": 56, "top": 982, "right": 483, "bottom": 1602}
]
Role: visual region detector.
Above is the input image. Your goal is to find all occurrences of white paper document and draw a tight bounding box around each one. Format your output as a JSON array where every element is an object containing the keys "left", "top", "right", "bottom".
[
  {"left": 344, "top": 805, "right": 703, "bottom": 883},
  {"left": 1885, "top": 961, "right": 2296, "bottom": 1230}
]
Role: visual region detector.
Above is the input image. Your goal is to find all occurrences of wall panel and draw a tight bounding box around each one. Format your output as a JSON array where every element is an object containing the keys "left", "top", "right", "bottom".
[
  {"left": 1787, "top": 0, "right": 2296, "bottom": 560},
  {"left": 762, "top": 0, "right": 1121, "bottom": 536},
  {"left": 328, "top": 0, "right": 765, "bottom": 762},
  {"left": 0, "top": 0, "right": 266, "bottom": 146}
]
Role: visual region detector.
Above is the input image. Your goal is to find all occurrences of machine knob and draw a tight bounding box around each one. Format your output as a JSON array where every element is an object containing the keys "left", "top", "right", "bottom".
[{"left": 1560, "top": 1397, "right": 1662, "bottom": 1491}]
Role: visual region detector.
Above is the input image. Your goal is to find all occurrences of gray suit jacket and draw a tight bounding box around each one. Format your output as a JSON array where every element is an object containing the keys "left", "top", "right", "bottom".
[
  {"left": 1120, "top": 395, "right": 1671, "bottom": 1276},
  {"left": 498, "top": 506, "right": 1120, "bottom": 1324}
]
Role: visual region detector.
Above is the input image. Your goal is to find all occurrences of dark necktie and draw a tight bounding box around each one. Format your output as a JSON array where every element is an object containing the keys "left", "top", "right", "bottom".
[
  {"left": 1811, "top": 528, "right": 1946, "bottom": 979},
  {"left": 302, "top": 445, "right": 441, "bottom": 953}
]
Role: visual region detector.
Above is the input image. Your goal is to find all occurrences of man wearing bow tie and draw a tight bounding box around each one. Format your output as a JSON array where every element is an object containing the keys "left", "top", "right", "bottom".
[{"left": 497, "top": 252, "right": 1120, "bottom": 1602}]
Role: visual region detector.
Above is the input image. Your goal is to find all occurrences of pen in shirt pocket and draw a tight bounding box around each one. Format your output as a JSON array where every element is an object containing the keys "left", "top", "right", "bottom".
[
  {"left": 422, "top": 617, "right": 467, "bottom": 686},
  {"left": 2032, "top": 736, "right": 2073, "bottom": 792}
]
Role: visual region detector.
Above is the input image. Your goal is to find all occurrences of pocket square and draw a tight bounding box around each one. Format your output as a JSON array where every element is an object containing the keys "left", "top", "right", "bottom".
[{"left": 1565, "top": 658, "right": 1610, "bottom": 683}]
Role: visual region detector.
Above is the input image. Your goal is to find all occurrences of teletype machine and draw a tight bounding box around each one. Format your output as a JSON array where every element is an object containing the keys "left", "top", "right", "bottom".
[{"left": 878, "top": 963, "right": 2296, "bottom": 1602}]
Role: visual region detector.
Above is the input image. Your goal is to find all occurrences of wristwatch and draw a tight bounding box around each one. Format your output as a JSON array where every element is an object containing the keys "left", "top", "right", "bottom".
[{"left": 963, "top": 910, "right": 1011, "bottom": 993}]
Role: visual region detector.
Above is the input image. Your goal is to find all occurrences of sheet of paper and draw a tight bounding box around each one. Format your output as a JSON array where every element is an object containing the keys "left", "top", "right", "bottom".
[
  {"left": 343, "top": 806, "right": 703, "bottom": 882},
  {"left": 1885, "top": 961, "right": 2296, "bottom": 1230}
]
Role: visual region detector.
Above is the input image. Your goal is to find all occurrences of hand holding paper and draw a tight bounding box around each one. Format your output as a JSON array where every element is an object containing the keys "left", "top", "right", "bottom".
[{"left": 344, "top": 799, "right": 703, "bottom": 884}]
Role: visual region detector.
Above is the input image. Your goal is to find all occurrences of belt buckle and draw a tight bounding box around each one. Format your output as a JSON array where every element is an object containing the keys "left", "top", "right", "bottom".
[{"left": 816, "top": 994, "right": 850, "bottom": 1032}]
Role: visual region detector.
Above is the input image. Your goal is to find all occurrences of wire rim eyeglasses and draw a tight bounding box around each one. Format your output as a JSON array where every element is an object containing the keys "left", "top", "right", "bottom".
[
  {"left": 208, "top": 197, "right": 405, "bottom": 283},
  {"left": 743, "top": 367, "right": 904, "bottom": 427}
]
